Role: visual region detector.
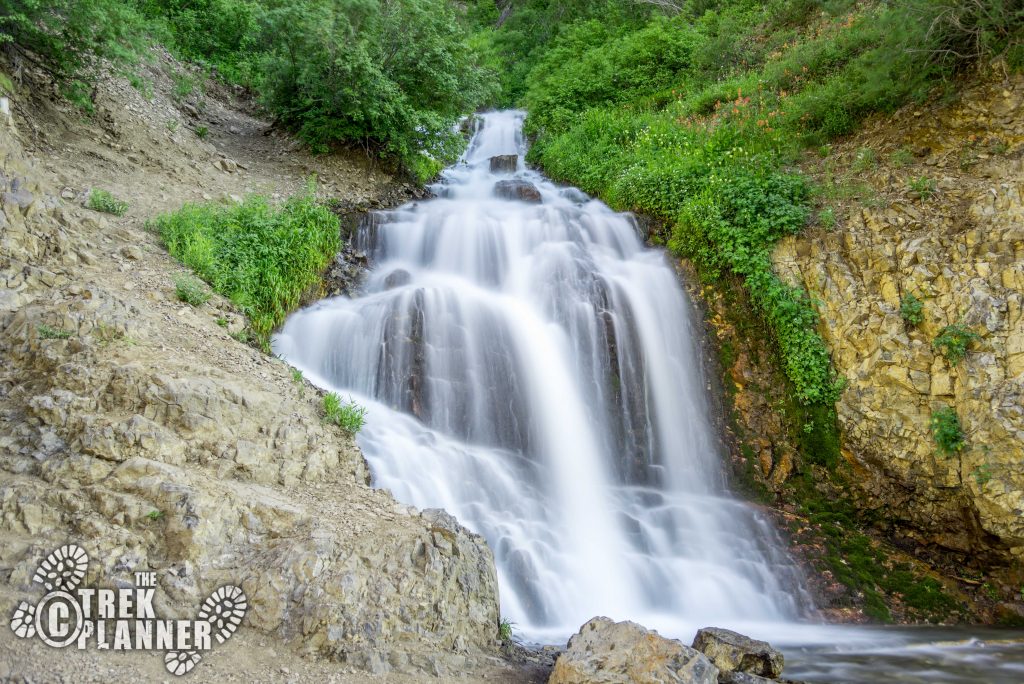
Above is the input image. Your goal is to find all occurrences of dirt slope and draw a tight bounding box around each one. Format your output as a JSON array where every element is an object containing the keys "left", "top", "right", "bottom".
[{"left": 0, "top": 52, "right": 543, "bottom": 682}]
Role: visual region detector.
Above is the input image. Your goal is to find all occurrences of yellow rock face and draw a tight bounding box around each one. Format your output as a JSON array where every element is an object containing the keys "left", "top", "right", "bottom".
[{"left": 772, "top": 71, "right": 1024, "bottom": 564}]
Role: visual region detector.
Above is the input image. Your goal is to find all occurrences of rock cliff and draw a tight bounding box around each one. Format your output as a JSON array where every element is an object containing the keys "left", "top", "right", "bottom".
[{"left": 773, "top": 71, "right": 1024, "bottom": 570}]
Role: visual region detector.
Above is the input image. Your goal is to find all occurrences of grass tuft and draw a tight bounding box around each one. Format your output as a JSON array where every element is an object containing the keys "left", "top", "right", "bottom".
[{"left": 87, "top": 188, "right": 128, "bottom": 216}]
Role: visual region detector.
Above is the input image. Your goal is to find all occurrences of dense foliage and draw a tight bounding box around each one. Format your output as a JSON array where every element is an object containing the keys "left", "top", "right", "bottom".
[
  {"left": 152, "top": 188, "right": 339, "bottom": 340},
  {"left": 477, "top": 0, "right": 1023, "bottom": 412},
  {"left": 2, "top": 0, "right": 494, "bottom": 176}
]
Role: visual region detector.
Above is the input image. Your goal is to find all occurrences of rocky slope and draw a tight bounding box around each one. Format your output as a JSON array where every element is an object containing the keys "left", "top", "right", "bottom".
[
  {"left": 772, "top": 70, "right": 1023, "bottom": 586},
  {"left": 0, "top": 54, "right": 530, "bottom": 681}
]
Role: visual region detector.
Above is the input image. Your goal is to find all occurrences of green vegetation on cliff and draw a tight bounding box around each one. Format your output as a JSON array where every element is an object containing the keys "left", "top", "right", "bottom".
[{"left": 470, "top": 0, "right": 1022, "bottom": 425}]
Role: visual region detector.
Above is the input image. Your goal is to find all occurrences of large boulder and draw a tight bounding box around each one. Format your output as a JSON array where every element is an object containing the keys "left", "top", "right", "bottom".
[
  {"left": 691, "top": 627, "right": 784, "bottom": 679},
  {"left": 494, "top": 179, "right": 542, "bottom": 203},
  {"left": 489, "top": 154, "right": 518, "bottom": 173},
  {"left": 549, "top": 617, "right": 719, "bottom": 684}
]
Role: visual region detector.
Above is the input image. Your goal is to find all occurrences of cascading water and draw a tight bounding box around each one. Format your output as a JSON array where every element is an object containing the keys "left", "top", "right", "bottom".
[{"left": 274, "top": 110, "right": 813, "bottom": 641}]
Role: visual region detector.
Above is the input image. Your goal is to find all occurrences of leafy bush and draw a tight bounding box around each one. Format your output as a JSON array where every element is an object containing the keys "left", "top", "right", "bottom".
[
  {"left": 256, "top": 0, "right": 494, "bottom": 167},
  {"left": 930, "top": 406, "right": 966, "bottom": 456},
  {"left": 87, "top": 188, "right": 129, "bottom": 215},
  {"left": 6, "top": 0, "right": 494, "bottom": 174},
  {"left": 152, "top": 186, "right": 340, "bottom": 337},
  {"left": 0, "top": 0, "right": 147, "bottom": 86},
  {"left": 933, "top": 323, "right": 979, "bottom": 366},
  {"left": 138, "top": 0, "right": 261, "bottom": 84},
  {"left": 174, "top": 274, "right": 210, "bottom": 306},
  {"left": 900, "top": 292, "right": 924, "bottom": 326},
  {"left": 322, "top": 392, "right": 367, "bottom": 435}
]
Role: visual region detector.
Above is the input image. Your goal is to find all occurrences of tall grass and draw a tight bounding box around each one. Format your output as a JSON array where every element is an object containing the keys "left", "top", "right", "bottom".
[{"left": 152, "top": 186, "right": 339, "bottom": 339}]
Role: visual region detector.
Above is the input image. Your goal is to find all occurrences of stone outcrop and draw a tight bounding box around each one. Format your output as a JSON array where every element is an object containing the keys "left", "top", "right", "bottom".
[
  {"left": 691, "top": 627, "right": 784, "bottom": 679},
  {"left": 489, "top": 154, "right": 518, "bottom": 173},
  {"left": 772, "top": 73, "right": 1024, "bottom": 566},
  {"left": 549, "top": 617, "right": 719, "bottom": 684},
  {"left": 0, "top": 89, "right": 501, "bottom": 675},
  {"left": 494, "top": 179, "right": 542, "bottom": 203}
]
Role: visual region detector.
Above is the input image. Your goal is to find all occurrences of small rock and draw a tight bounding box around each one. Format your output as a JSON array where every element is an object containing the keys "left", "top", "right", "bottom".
[
  {"left": 488, "top": 155, "right": 518, "bottom": 173},
  {"left": 550, "top": 617, "right": 718, "bottom": 684},
  {"left": 383, "top": 269, "right": 411, "bottom": 290},
  {"left": 121, "top": 245, "right": 143, "bottom": 260},
  {"left": 493, "top": 179, "right": 542, "bottom": 203},
  {"left": 61, "top": 187, "right": 75, "bottom": 200},
  {"left": 691, "top": 627, "right": 784, "bottom": 679}
]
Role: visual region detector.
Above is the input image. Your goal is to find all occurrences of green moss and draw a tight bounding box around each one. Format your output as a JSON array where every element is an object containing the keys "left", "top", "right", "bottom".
[{"left": 787, "top": 471, "right": 963, "bottom": 623}]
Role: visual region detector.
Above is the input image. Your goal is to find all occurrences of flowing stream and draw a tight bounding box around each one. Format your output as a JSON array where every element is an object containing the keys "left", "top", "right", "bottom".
[
  {"left": 276, "top": 110, "right": 811, "bottom": 637},
  {"left": 274, "top": 111, "right": 1024, "bottom": 681}
]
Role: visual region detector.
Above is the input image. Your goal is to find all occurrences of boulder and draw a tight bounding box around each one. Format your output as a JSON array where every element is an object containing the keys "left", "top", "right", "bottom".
[
  {"left": 494, "top": 179, "right": 542, "bottom": 203},
  {"left": 550, "top": 617, "right": 719, "bottom": 684},
  {"left": 691, "top": 627, "right": 784, "bottom": 679},
  {"left": 383, "top": 268, "right": 412, "bottom": 290},
  {"left": 489, "top": 154, "right": 518, "bottom": 173}
]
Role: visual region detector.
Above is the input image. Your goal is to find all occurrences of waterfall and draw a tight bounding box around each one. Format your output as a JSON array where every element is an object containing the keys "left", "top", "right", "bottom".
[{"left": 274, "top": 110, "right": 813, "bottom": 641}]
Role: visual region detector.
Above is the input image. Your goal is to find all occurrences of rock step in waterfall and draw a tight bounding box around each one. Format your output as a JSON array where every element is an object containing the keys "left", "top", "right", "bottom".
[{"left": 274, "top": 110, "right": 814, "bottom": 642}]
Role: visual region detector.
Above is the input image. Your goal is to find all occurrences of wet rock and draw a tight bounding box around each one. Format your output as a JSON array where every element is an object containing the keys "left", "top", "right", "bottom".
[
  {"left": 494, "top": 179, "right": 541, "bottom": 203},
  {"left": 383, "top": 268, "right": 411, "bottom": 290},
  {"left": 560, "top": 187, "right": 589, "bottom": 204},
  {"left": 550, "top": 617, "right": 718, "bottom": 684},
  {"left": 489, "top": 154, "right": 518, "bottom": 173},
  {"left": 719, "top": 673, "right": 776, "bottom": 684},
  {"left": 995, "top": 601, "right": 1024, "bottom": 625},
  {"left": 692, "top": 627, "right": 784, "bottom": 679}
]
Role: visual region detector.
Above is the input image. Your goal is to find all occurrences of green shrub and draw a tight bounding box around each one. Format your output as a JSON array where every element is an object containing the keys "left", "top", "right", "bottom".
[
  {"left": 152, "top": 185, "right": 340, "bottom": 336},
  {"left": 930, "top": 406, "right": 966, "bottom": 456},
  {"left": 900, "top": 292, "right": 924, "bottom": 326},
  {"left": 256, "top": 0, "right": 494, "bottom": 169},
  {"left": 322, "top": 392, "right": 367, "bottom": 435},
  {"left": 171, "top": 70, "right": 199, "bottom": 100},
  {"left": 909, "top": 175, "right": 937, "bottom": 200},
  {"left": 87, "top": 188, "right": 129, "bottom": 216},
  {"left": 174, "top": 274, "right": 210, "bottom": 306},
  {"left": 0, "top": 0, "right": 148, "bottom": 87},
  {"left": 195, "top": 125, "right": 209, "bottom": 139},
  {"left": 933, "top": 323, "right": 979, "bottom": 366}
]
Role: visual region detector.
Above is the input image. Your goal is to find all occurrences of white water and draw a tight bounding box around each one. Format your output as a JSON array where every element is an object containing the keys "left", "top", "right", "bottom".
[{"left": 274, "top": 110, "right": 814, "bottom": 642}]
